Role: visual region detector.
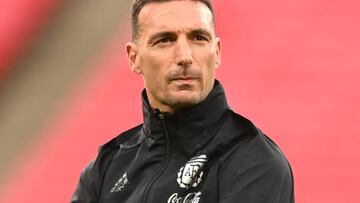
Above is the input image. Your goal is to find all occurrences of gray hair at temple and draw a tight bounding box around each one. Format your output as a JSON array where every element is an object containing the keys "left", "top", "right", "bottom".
[{"left": 131, "top": 0, "right": 216, "bottom": 42}]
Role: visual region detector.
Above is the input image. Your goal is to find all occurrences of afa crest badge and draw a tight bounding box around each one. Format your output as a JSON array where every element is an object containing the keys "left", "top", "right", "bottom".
[{"left": 177, "top": 154, "right": 207, "bottom": 189}]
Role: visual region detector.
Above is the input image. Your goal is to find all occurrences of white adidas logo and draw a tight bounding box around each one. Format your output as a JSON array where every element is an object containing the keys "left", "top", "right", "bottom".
[{"left": 110, "top": 173, "right": 129, "bottom": 193}]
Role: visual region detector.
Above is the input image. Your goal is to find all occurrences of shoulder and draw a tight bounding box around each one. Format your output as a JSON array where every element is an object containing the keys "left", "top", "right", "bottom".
[
  {"left": 218, "top": 112, "right": 294, "bottom": 200},
  {"left": 99, "top": 124, "right": 143, "bottom": 153},
  {"left": 81, "top": 124, "right": 143, "bottom": 180},
  {"left": 74, "top": 124, "right": 143, "bottom": 197},
  {"left": 221, "top": 111, "right": 292, "bottom": 177}
]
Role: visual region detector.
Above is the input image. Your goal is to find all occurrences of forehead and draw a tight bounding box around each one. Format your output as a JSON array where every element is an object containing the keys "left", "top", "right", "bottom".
[{"left": 138, "top": 1, "right": 214, "bottom": 36}]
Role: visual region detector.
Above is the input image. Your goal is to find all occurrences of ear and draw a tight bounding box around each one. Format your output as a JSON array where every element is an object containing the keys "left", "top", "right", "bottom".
[
  {"left": 215, "top": 37, "right": 221, "bottom": 68},
  {"left": 126, "top": 42, "right": 142, "bottom": 74}
]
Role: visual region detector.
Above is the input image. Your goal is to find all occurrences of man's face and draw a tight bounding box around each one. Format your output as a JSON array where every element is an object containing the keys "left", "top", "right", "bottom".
[{"left": 126, "top": 0, "right": 221, "bottom": 112}]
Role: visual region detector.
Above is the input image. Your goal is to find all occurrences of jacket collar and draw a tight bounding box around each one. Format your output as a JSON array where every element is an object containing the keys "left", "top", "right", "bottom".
[{"left": 141, "top": 80, "right": 228, "bottom": 137}]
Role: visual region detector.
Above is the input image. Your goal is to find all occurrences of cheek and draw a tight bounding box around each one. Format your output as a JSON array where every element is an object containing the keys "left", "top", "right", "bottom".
[
  {"left": 196, "top": 49, "right": 217, "bottom": 74},
  {"left": 140, "top": 54, "right": 168, "bottom": 87},
  {"left": 201, "top": 50, "right": 217, "bottom": 84},
  {"left": 194, "top": 44, "right": 217, "bottom": 63}
]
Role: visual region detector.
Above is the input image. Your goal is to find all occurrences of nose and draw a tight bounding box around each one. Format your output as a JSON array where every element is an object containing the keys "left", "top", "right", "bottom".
[{"left": 175, "top": 37, "right": 193, "bottom": 67}]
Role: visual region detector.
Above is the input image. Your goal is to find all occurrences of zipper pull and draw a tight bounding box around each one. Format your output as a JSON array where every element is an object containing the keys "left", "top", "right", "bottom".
[
  {"left": 154, "top": 109, "right": 165, "bottom": 120},
  {"left": 159, "top": 112, "right": 165, "bottom": 120}
]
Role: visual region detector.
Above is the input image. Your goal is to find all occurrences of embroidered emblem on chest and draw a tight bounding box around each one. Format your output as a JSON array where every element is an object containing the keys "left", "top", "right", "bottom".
[{"left": 177, "top": 154, "right": 208, "bottom": 189}]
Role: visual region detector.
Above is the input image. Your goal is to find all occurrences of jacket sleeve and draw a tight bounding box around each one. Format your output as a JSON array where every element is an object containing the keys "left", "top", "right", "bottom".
[
  {"left": 219, "top": 157, "right": 294, "bottom": 203},
  {"left": 218, "top": 136, "right": 295, "bottom": 203},
  {"left": 71, "top": 160, "right": 99, "bottom": 203}
]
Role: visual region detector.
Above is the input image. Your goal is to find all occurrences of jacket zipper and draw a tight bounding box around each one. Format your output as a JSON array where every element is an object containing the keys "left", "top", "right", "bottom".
[{"left": 142, "top": 110, "right": 171, "bottom": 202}]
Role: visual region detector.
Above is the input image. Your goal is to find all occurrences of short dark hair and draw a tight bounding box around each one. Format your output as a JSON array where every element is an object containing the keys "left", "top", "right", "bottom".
[{"left": 131, "top": 0, "right": 215, "bottom": 41}]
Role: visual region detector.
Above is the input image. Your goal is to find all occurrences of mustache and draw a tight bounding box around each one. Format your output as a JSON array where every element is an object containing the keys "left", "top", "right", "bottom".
[{"left": 167, "top": 67, "right": 201, "bottom": 80}]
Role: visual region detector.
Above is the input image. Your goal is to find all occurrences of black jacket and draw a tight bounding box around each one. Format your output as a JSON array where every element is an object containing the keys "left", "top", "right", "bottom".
[{"left": 71, "top": 81, "right": 294, "bottom": 203}]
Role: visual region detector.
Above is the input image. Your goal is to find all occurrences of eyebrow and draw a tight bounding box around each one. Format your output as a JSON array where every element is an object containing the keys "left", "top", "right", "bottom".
[{"left": 148, "top": 28, "right": 213, "bottom": 44}]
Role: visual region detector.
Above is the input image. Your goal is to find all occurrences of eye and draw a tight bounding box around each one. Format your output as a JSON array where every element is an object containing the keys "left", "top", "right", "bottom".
[
  {"left": 156, "top": 37, "right": 173, "bottom": 45},
  {"left": 193, "top": 35, "right": 208, "bottom": 42}
]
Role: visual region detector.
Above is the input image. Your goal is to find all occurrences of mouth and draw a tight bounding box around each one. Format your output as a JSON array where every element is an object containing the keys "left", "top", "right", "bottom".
[
  {"left": 173, "top": 77, "right": 196, "bottom": 81},
  {"left": 171, "top": 76, "right": 198, "bottom": 84}
]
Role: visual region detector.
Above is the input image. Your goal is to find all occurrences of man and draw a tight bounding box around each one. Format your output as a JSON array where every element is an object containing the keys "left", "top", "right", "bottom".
[{"left": 71, "top": 0, "right": 294, "bottom": 202}]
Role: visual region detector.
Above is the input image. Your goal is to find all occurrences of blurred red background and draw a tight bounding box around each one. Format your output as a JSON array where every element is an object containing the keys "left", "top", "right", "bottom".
[{"left": 0, "top": 0, "right": 359, "bottom": 202}]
